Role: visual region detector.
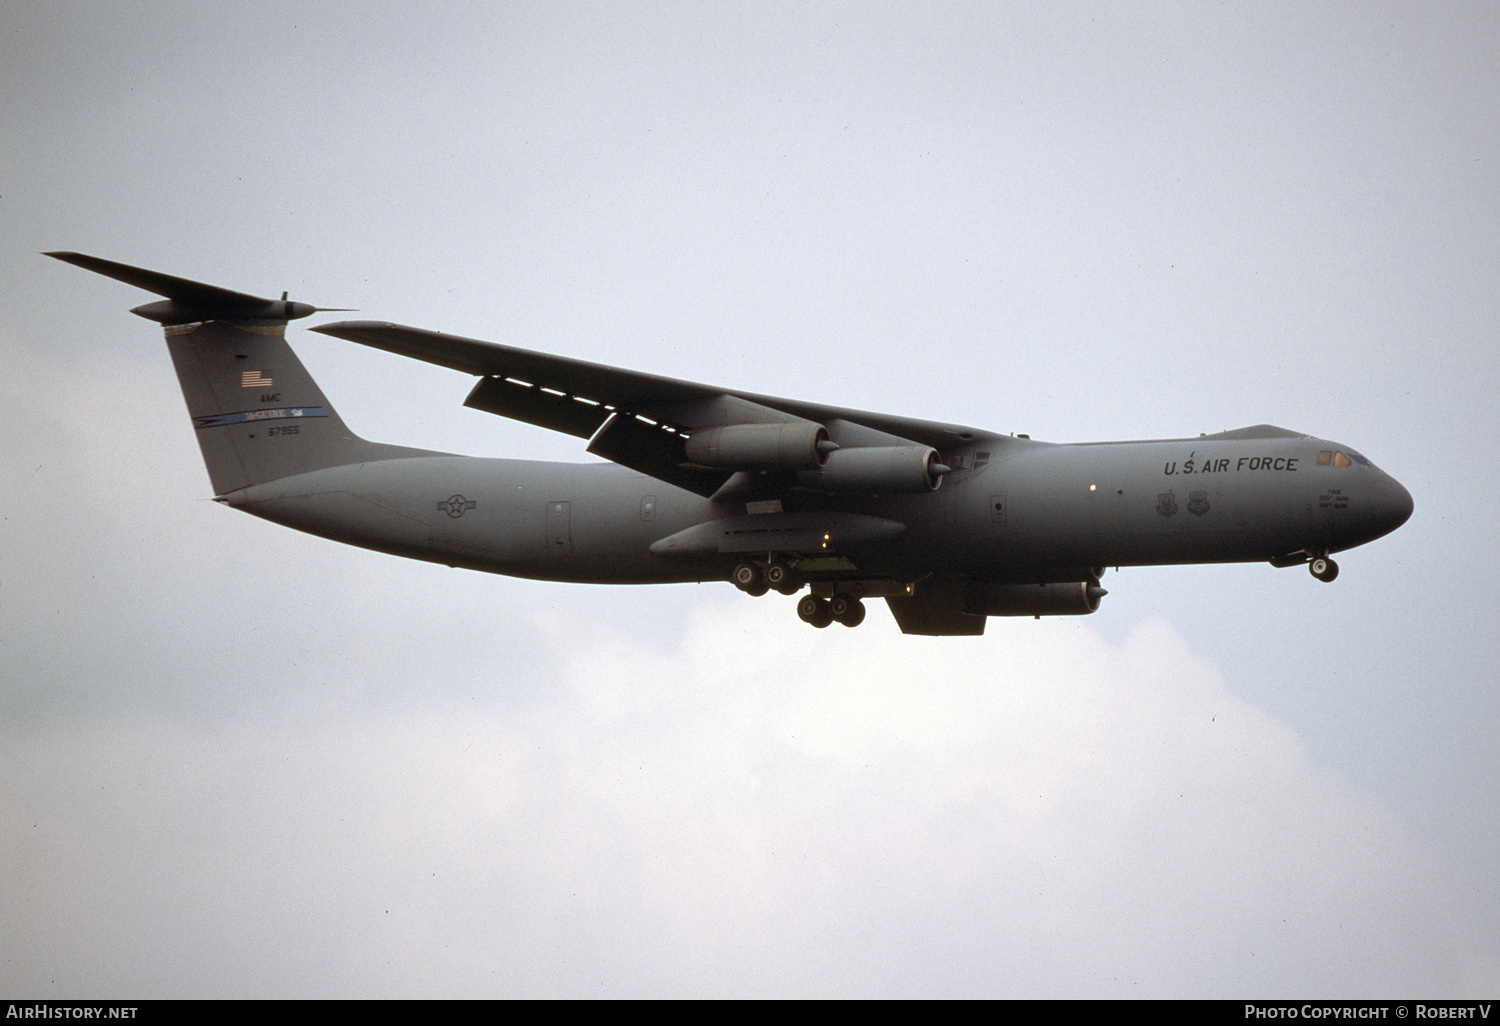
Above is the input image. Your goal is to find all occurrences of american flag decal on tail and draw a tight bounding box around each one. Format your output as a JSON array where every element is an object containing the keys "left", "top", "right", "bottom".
[{"left": 241, "top": 370, "right": 274, "bottom": 389}]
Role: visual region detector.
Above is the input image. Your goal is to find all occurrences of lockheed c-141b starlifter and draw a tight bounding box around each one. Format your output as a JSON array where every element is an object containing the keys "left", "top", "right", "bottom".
[{"left": 49, "top": 252, "right": 1414, "bottom": 635}]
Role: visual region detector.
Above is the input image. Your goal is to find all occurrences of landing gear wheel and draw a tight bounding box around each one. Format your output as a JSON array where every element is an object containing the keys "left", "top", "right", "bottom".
[
  {"left": 765, "top": 560, "right": 800, "bottom": 595},
  {"left": 732, "top": 562, "right": 768, "bottom": 596},
  {"left": 796, "top": 594, "right": 834, "bottom": 628},
  {"left": 1309, "top": 556, "right": 1339, "bottom": 583},
  {"left": 829, "top": 595, "right": 866, "bottom": 627}
]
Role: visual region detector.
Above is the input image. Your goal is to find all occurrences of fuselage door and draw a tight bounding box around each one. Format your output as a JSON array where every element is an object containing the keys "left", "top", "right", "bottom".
[{"left": 546, "top": 500, "right": 573, "bottom": 555}]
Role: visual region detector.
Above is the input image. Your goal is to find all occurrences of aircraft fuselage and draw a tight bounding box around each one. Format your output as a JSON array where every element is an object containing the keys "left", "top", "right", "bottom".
[{"left": 224, "top": 428, "right": 1412, "bottom": 587}]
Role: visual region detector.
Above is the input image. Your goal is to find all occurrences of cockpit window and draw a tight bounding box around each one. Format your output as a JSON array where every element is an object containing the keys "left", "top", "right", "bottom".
[{"left": 1317, "top": 449, "right": 1363, "bottom": 468}]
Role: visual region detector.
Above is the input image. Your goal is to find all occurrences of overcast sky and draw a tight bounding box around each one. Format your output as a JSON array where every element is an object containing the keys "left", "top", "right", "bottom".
[{"left": 3, "top": 1, "right": 1498, "bottom": 998}]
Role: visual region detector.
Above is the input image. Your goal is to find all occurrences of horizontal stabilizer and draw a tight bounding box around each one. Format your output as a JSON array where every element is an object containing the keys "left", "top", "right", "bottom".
[{"left": 45, "top": 252, "right": 348, "bottom": 324}]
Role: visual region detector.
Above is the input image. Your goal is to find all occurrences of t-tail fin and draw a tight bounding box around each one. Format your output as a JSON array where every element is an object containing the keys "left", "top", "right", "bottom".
[{"left": 48, "top": 252, "right": 439, "bottom": 495}]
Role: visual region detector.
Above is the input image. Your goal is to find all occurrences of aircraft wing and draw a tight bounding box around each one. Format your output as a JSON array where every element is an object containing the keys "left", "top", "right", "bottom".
[{"left": 313, "top": 321, "right": 995, "bottom": 497}]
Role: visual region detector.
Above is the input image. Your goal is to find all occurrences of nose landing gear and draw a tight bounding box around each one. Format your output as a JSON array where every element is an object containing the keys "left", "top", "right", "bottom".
[{"left": 1309, "top": 555, "right": 1339, "bottom": 583}]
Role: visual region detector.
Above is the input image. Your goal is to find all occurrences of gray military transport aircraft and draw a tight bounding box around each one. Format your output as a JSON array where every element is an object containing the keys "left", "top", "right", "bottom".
[{"left": 50, "top": 252, "right": 1413, "bottom": 635}]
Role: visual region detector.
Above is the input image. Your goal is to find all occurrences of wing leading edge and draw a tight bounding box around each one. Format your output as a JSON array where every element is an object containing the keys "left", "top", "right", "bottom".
[{"left": 313, "top": 321, "right": 996, "bottom": 496}]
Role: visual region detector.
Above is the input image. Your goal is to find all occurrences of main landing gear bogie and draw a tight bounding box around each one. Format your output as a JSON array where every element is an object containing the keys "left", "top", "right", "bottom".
[
  {"left": 796, "top": 594, "right": 866, "bottom": 629},
  {"left": 763, "top": 559, "right": 800, "bottom": 595},
  {"left": 732, "top": 558, "right": 804, "bottom": 597},
  {"left": 731, "top": 559, "right": 801, "bottom": 596},
  {"left": 828, "top": 594, "right": 866, "bottom": 627},
  {"left": 732, "top": 559, "right": 866, "bottom": 628},
  {"left": 731, "top": 561, "right": 770, "bottom": 596}
]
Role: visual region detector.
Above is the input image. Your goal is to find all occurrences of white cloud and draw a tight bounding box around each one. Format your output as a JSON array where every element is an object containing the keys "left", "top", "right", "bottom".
[{"left": 4, "top": 604, "right": 1492, "bottom": 997}]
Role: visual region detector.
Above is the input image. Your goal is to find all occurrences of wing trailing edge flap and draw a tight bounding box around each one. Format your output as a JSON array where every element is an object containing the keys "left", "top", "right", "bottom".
[
  {"left": 464, "top": 377, "right": 820, "bottom": 496},
  {"left": 583, "top": 392, "right": 845, "bottom": 498},
  {"left": 585, "top": 410, "right": 731, "bottom": 497},
  {"left": 462, "top": 374, "right": 822, "bottom": 442},
  {"left": 463, "top": 374, "right": 613, "bottom": 440}
]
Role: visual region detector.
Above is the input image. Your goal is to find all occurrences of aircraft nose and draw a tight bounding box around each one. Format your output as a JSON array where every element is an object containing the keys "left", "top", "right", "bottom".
[{"left": 1368, "top": 471, "right": 1414, "bottom": 540}]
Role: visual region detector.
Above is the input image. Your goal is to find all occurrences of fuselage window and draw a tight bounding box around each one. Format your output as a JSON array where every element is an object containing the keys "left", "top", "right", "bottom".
[{"left": 1317, "top": 450, "right": 1354, "bottom": 468}]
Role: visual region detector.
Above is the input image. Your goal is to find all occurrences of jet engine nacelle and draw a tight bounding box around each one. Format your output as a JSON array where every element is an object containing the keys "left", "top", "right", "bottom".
[
  {"left": 963, "top": 580, "right": 1107, "bottom": 617},
  {"left": 685, "top": 422, "right": 833, "bottom": 470},
  {"left": 797, "top": 445, "right": 948, "bottom": 493}
]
